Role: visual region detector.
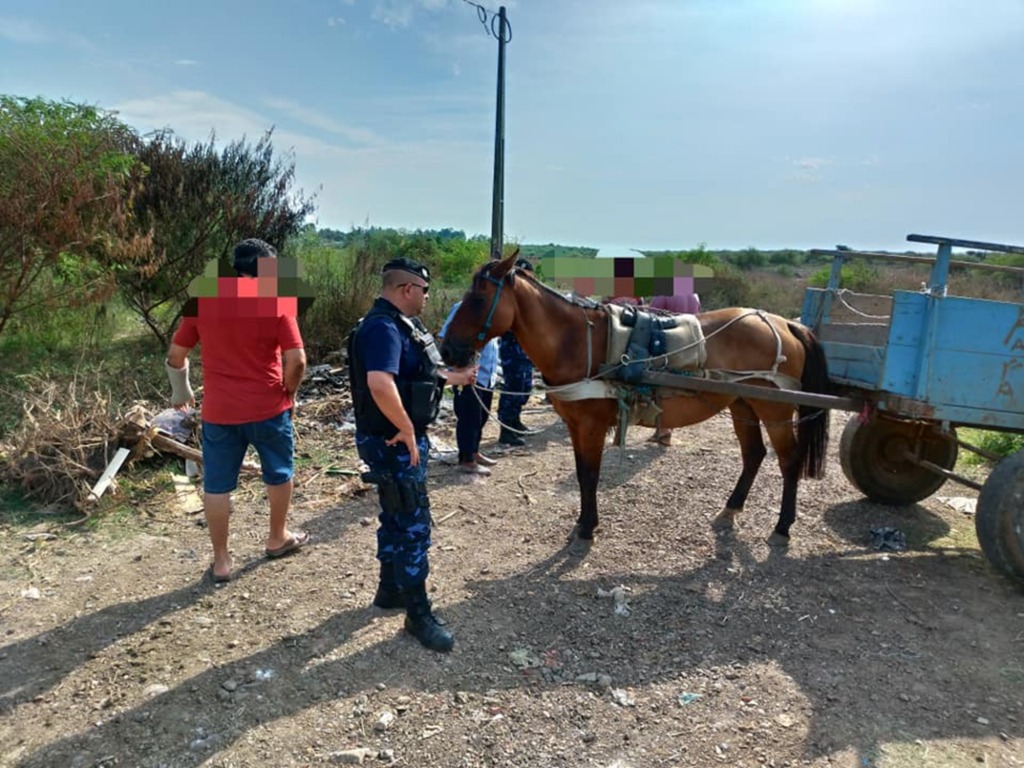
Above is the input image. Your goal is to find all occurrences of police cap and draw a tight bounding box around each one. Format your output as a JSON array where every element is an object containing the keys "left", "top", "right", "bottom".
[
  {"left": 382, "top": 257, "right": 430, "bottom": 283},
  {"left": 514, "top": 258, "right": 534, "bottom": 272}
]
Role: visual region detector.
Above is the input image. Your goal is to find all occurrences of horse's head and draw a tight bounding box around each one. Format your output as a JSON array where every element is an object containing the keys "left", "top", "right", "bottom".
[{"left": 440, "top": 250, "right": 522, "bottom": 368}]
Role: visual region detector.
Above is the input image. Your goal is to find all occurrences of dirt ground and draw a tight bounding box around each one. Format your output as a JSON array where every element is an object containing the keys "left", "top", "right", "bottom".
[{"left": 2, "top": 397, "right": 1023, "bottom": 768}]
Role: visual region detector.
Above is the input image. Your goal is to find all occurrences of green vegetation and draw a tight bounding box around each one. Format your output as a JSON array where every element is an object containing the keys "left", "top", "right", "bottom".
[{"left": 959, "top": 428, "right": 1024, "bottom": 465}]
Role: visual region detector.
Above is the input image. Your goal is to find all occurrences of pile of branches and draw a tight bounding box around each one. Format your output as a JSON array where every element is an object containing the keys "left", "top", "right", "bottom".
[
  {"left": 0, "top": 378, "right": 199, "bottom": 512},
  {"left": 0, "top": 375, "right": 125, "bottom": 510}
]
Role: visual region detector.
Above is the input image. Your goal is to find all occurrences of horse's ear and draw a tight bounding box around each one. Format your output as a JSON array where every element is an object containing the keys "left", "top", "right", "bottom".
[{"left": 492, "top": 249, "right": 518, "bottom": 280}]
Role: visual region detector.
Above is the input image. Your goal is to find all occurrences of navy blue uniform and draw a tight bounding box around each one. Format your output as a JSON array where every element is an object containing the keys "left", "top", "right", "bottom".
[
  {"left": 349, "top": 298, "right": 442, "bottom": 591},
  {"left": 497, "top": 331, "right": 534, "bottom": 425}
]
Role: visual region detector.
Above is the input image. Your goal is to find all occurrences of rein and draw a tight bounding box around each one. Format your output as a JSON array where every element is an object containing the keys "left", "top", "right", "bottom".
[{"left": 477, "top": 271, "right": 506, "bottom": 341}]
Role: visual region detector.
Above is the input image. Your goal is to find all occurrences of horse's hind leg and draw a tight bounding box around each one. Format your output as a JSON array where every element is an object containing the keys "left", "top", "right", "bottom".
[
  {"left": 761, "top": 408, "right": 802, "bottom": 547},
  {"left": 712, "top": 399, "right": 767, "bottom": 533}
]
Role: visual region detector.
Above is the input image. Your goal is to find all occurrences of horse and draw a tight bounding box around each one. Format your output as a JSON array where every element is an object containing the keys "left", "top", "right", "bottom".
[{"left": 439, "top": 252, "right": 831, "bottom": 549}]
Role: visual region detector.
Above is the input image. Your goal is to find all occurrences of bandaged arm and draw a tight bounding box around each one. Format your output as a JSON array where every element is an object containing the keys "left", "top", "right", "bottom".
[{"left": 166, "top": 344, "right": 195, "bottom": 406}]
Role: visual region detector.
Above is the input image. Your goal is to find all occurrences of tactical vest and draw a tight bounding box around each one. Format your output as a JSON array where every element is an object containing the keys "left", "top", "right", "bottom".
[{"left": 347, "top": 300, "right": 445, "bottom": 437}]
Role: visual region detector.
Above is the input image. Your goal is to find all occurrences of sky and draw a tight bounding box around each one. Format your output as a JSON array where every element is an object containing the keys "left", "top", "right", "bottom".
[{"left": 3, "top": 0, "right": 1023, "bottom": 254}]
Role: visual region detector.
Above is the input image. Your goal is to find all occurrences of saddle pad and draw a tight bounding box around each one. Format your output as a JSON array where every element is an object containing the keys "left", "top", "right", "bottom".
[{"left": 605, "top": 304, "right": 707, "bottom": 372}]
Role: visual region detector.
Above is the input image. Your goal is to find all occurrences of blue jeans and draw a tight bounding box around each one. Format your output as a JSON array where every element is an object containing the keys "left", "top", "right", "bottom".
[{"left": 202, "top": 410, "right": 294, "bottom": 494}]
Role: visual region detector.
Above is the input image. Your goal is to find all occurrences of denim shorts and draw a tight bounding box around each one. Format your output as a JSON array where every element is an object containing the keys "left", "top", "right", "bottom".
[{"left": 202, "top": 410, "right": 294, "bottom": 494}]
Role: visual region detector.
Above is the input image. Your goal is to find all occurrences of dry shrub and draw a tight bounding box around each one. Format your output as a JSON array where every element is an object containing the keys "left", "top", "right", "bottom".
[{"left": 0, "top": 377, "right": 168, "bottom": 512}]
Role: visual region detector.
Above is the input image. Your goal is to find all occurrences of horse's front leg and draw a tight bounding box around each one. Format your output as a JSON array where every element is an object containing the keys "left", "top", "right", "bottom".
[
  {"left": 713, "top": 400, "right": 766, "bottom": 532},
  {"left": 568, "top": 420, "right": 608, "bottom": 541}
]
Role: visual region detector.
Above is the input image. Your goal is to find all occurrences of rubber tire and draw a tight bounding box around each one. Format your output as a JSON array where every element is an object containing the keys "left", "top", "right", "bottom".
[
  {"left": 839, "top": 416, "right": 958, "bottom": 505},
  {"left": 975, "top": 450, "right": 1024, "bottom": 585}
]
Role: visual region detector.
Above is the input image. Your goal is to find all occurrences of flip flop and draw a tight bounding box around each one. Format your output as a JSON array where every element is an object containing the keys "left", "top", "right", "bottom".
[
  {"left": 206, "top": 565, "right": 233, "bottom": 584},
  {"left": 265, "top": 531, "right": 310, "bottom": 559}
]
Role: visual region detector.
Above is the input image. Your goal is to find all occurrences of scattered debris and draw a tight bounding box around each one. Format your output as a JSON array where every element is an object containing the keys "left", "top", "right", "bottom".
[
  {"left": 870, "top": 527, "right": 906, "bottom": 552},
  {"left": 610, "top": 688, "right": 636, "bottom": 707},
  {"left": 373, "top": 711, "right": 395, "bottom": 731},
  {"left": 509, "top": 648, "right": 543, "bottom": 669},
  {"left": 86, "top": 447, "right": 131, "bottom": 502},
  {"left": 328, "top": 748, "right": 372, "bottom": 765},
  {"left": 937, "top": 496, "right": 977, "bottom": 515},
  {"left": 597, "top": 584, "right": 632, "bottom": 615},
  {"left": 677, "top": 692, "right": 702, "bottom": 706}
]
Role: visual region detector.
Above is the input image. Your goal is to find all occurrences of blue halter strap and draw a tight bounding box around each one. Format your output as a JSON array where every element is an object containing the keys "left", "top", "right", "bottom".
[{"left": 476, "top": 269, "right": 509, "bottom": 342}]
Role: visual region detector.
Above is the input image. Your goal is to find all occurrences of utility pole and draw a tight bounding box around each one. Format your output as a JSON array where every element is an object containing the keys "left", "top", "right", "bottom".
[{"left": 489, "top": 6, "right": 509, "bottom": 260}]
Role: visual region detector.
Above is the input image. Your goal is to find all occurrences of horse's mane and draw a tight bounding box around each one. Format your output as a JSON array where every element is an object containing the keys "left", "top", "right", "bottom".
[{"left": 496, "top": 264, "right": 603, "bottom": 310}]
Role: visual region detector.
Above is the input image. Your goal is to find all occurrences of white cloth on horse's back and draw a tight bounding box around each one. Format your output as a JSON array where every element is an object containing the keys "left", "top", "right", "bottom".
[{"left": 604, "top": 303, "right": 706, "bottom": 372}]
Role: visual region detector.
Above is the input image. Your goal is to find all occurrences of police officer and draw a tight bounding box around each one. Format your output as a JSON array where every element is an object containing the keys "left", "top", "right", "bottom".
[
  {"left": 347, "top": 257, "right": 476, "bottom": 652},
  {"left": 497, "top": 258, "right": 536, "bottom": 447}
]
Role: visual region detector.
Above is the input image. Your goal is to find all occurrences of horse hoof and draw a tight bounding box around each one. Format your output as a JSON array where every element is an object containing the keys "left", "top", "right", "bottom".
[
  {"left": 568, "top": 537, "right": 593, "bottom": 557},
  {"left": 766, "top": 532, "right": 790, "bottom": 548},
  {"left": 567, "top": 524, "right": 596, "bottom": 543},
  {"left": 711, "top": 509, "right": 739, "bottom": 530}
]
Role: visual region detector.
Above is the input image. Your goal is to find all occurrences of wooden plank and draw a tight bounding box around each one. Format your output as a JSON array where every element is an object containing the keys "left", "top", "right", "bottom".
[
  {"left": 818, "top": 323, "right": 889, "bottom": 347},
  {"left": 906, "top": 233, "right": 1024, "bottom": 254},
  {"left": 810, "top": 249, "right": 1024, "bottom": 275},
  {"left": 86, "top": 447, "right": 132, "bottom": 502},
  {"left": 630, "top": 370, "right": 862, "bottom": 412},
  {"left": 171, "top": 473, "right": 204, "bottom": 514}
]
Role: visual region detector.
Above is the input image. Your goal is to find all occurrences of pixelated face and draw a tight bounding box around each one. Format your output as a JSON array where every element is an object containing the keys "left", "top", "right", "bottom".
[
  {"left": 440, "top": 258, "right": 516, "bottom": 367},
  {"left": 184, "top": 256, "right": 314, "bottom": 318}
]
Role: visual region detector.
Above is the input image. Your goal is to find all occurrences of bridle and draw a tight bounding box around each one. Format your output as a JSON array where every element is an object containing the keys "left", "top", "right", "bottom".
[{"left": 475, "top": 266, "right": 514, "bottom": 342}]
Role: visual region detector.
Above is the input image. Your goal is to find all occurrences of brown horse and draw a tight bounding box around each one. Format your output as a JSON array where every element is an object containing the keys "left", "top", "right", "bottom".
[{"left": 439, "top": 252, "right": 831, "bottom": 548}]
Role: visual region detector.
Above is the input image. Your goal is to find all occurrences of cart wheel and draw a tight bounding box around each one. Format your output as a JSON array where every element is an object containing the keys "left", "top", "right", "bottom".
[
  {"left": 839, "top": 416, "right": 958, "bottom": 505},
  {"left": 975, "top": 450, "right": 1024, "bottom": 584}
]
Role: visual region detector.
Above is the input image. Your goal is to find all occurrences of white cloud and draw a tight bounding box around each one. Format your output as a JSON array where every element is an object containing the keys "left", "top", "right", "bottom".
[
  {"left": 174, "top": 59, "right": 198, "bottom": 66},
  {"left": 368, "top": 0, "right": 455, "bottom": 28},
  {"left": 114, "top": 90, "right": 274, "bottom": 142},
  {"left": 793, "top": 157, "right": 831, "bottom": 171},
  {"left": 326, "top": 16, "right": 346, "bottom": 26},
  {"left": 0, "top": 17, "right": 50, "bottom": 43},
  {"left": 262, "top": 97, "right": 382, "bottom": 146},
  {"left": 785, "top": 156, "right": 834, "bottom": 183}
]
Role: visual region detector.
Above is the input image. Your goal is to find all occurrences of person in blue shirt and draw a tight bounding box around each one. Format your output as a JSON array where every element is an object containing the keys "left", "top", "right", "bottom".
[
  {"left": 347, "top": 257, "right": 476, "bottom": 653},
  {"left": 440, "top": 300, "right": 501, "bottom": 475}
]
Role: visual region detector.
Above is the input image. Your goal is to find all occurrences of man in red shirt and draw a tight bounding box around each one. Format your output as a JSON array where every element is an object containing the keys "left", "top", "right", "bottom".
[{"left": 166, "top": 239, "right": 308, "bottom": 583}]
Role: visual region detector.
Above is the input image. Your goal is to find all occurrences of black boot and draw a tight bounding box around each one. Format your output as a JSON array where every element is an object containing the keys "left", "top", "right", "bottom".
[
  {"left": 372, "top": 563, "right": 404, "bottom": 610},
  {"left": 404, "top": 583, "right": 454, "bottom": 652},
  {"left": 499, "top": 426, "right": 526, "bottom": 447},
  {"left": 372, "top": 583, "right": 405, "bottom": 610}
]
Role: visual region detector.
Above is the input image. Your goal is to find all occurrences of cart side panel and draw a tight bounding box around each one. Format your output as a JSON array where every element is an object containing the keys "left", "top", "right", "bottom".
[
  {"left": 882, "top": 292, "right": 1024, "bottom": 424},
  {"left": 802, "top": 288, "right": 889, "bottom": 388}
]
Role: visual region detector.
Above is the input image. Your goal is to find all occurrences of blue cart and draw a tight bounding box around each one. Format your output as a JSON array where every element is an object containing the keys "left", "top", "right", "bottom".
[{"left": 801, "top": 234, "right": 1024, "bottom": 583}]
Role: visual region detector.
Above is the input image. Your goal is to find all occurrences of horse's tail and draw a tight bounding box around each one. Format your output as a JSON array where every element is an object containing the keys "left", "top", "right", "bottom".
[{"left": 788, "top": 321, "right": 831, "bottom": 480}]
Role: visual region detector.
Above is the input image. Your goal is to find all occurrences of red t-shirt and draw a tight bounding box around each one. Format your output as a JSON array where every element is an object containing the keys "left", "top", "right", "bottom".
[{"left": 172, "top": 292, "right": 304, "bottom": 425}]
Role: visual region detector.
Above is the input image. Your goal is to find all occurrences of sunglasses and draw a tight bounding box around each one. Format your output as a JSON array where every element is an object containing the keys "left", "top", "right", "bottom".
[{"left": 399, "top": 282, "right": 429, "bottom": 295}]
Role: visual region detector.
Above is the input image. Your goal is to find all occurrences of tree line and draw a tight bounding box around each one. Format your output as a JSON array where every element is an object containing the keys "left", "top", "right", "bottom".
[{"left": 1, "top": 95, "right": 314, "bottom": 347}]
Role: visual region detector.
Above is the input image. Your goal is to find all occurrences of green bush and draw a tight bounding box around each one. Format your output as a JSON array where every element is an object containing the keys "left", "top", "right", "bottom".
[
  {"left": 808, "top": 261, "right": 880, "bottom": 292},
  {"left": 960, "top": 428, "right": 1024, "bottom": 466}
]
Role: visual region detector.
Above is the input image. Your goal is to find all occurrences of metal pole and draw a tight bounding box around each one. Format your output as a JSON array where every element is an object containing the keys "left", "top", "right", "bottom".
[{"left": 489, "top": 6, "right": 508, "bottom": 260}]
